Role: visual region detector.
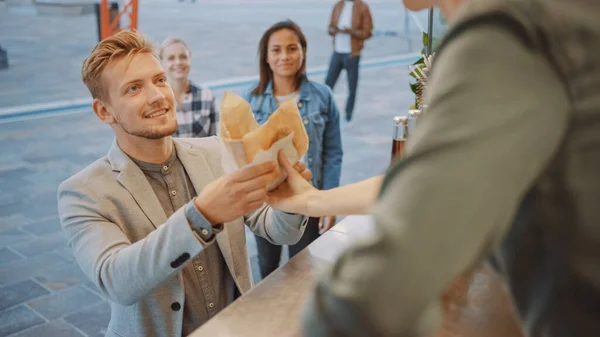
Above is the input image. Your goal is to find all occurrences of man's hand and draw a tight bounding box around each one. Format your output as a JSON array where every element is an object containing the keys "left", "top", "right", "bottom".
[
  {"left": 267, "top": 151, "right": 316, "bottom": 214},
  {"left": 194, "top": 161, "right": 278, "bottom": 225},
  {"left": 319, "top": 216, "right": 337, "bottom": 233}
]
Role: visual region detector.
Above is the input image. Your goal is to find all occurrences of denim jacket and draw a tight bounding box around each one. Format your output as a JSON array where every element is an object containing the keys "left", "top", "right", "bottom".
[{"left": 242, "top": 77, "right": 343, "bottom": 190}]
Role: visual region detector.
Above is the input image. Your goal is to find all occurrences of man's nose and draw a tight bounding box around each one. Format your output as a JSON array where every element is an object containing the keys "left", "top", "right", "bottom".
[{"left": 148, "top": 84, "right": 166, "bottom": 105}]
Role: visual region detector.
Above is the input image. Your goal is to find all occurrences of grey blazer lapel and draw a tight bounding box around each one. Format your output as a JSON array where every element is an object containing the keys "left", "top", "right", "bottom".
[
  {"left": 173, "top": 139, "right": 216, "bottom": 194},
  {"left": 175, "top": 138, "right": 252, "bottom": 293},
  {"left": 107, "top": 139, "right": 167, "bottom": 229},
  {"left": 221, "top": 220, "right": 252, "bottom": 293},
  {"left": 214, "top": 223, "right": 252, "bottom": 293}
]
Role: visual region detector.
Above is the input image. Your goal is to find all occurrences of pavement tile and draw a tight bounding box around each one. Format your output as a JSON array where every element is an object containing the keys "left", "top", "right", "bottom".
[
  {"left": 10, "top": 232, "right": 67, "bottom": 258},
  {"left": 0, "top": 305, "right": 44, "bottom": 336},
  {"left": 0, "top": 247, "right": 23, "bottom": 265},
  {"left": 34, "top": 262, "right": 87, "bottom": 291},
  {"left": 0, "top": 253, "right": 68, "bottom": 285},
  {"left": 27, "top": 285, "right": 102, "bottom": 320},
  {"left": 0, "top": 227, "right": 35, "bottom": 249},
  {"left": 0, "top": 279, "right": 49, "bottom": 311},
  {"left": 64, "top": 301, "right": 110, "bottom": 337},
  {"left": 10, "top": 319, "right": 85, "bottom": 337},
  {"left": 20, "top": 216, "right": 62, "bottom": 237}
]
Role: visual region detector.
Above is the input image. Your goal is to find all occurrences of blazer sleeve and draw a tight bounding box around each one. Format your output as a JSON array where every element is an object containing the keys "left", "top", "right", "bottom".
[{"left": 58, "top": 179, "right": 210, "bottom": 306}]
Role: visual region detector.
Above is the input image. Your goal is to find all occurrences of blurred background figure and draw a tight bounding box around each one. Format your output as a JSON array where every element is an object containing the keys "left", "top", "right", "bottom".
[
  {"left": 0, "top": 44, "right": 8, "bottom": 70},
  {"left": 302, "top": 0, "right": 600, "bottom": 336},
  {"left": 160, "top": 38, "right": 219, "bottom": 138},
  {"left": 325, "top": 0, "right": 373, "bottom": 124}
]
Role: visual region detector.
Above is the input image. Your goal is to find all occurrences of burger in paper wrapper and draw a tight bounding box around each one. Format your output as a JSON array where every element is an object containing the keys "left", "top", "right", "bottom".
[{"left": 219, "top": 91, "right": 309, "bottom": 191}]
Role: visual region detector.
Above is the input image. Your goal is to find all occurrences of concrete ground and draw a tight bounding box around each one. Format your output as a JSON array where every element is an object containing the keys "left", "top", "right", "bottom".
[{"left": 0, "top": 0, "right": 431, "bottom": 335}]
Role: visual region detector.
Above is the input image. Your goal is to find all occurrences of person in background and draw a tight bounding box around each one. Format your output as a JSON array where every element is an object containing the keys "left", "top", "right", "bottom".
[
  {"left": 242, "top": 20, "right": 344, "bottom": 279},
  {"left": 285, "top": 0, "right": 600, "bottom": 335},
  {"left": 160, "top": 38, "right": 218, "bottom": 138},
  {"left": 325, "top": 0, "right": 373, "bottom": 124}
]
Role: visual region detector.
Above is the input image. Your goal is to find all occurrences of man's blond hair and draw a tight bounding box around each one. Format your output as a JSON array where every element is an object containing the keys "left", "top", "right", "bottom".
[
  {"left": 158, "top": 38, "right": 191, "bottom": 60},
  {"left": 82, "top": 30, "right": 156, "bottom": 100}
]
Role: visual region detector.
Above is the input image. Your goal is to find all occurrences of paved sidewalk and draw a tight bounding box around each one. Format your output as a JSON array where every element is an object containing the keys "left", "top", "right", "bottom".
[
  {"left": 0, "top": 0, "right": 425, "bottom": 336},
  {"left": 0, "top": 61, "right": 416, "bottom": 336},
  {"left": 0, "top": 0, "right": 428, "bottom": 109}
]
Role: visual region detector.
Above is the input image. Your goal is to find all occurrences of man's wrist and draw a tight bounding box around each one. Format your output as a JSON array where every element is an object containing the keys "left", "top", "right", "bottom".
[
  {"left": 186, "top": 200, "right": 222, "bottom": 242},
  {"left": 193, "top": 197, "right": 217, "bottom": 225}
]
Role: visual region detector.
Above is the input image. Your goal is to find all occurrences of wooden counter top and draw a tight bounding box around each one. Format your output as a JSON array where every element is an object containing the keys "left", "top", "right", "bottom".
[{"left": 191, "top": 215, "right": 524, "bottom": 337}]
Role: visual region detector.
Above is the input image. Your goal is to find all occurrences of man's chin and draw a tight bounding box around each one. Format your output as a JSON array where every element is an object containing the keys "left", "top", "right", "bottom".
[
  {"left": 146, "top": 127, "right": 178, "bottom": 140},
  {"left": 130, "top": 124, "right": 178, "bottom": 140}
]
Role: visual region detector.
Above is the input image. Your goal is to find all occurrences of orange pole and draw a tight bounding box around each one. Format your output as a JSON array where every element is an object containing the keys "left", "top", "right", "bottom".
[
  {"left": 130, "top": 0, "right": 138, "bottom": 31},
  {"left": 100, "top": 0, "right": 111, "bottom": 40},
  {"left": 110, "top": 8, "right": 125, "bottom": 32},
  {"left": 99, "top": 0, "right": 138, "bottom": 40}
]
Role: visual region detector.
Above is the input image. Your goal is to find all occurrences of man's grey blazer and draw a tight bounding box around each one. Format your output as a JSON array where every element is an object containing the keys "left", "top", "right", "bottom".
[{"left": 58, "top": 136, "right": 307, "bottom": 337}]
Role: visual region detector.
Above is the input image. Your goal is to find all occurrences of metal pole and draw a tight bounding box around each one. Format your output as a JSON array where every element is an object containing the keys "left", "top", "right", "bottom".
[
  {"left": 130, "top": 0, "right": 138, "bottom": 32},
  {"left": 427, "top": 7, "right": 434, "bottom": 56},
  {"left": 100, "top": 0, "right": 110, "bottom": 40}
]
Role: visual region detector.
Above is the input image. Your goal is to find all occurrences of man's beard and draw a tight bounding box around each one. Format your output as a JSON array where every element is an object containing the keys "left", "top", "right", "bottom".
[{"left": 118, "top": 117, "right": 179, "bottom": 140}]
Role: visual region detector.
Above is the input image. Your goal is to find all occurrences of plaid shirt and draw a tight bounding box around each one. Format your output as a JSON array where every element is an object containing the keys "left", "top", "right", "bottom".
[{"left": 175, "top": 83, "right": 219, "bottom": 138}]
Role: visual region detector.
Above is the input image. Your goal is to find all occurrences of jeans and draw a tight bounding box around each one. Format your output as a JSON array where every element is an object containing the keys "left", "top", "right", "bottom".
[
  {"left": 325, "top": 52, "right": 361, "bottom": 121},
  {"left": 254, "top": 217, "right": 320, "bottom": 278}
]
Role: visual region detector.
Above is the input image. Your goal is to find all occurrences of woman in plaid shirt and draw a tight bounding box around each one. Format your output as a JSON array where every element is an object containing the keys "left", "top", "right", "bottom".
[{"left": 160, "top": 38, "right": 219, "bottom": 138}]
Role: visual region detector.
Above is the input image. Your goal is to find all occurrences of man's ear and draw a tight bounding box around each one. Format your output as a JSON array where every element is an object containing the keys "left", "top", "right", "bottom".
[{"left": 92, "top": 98, "right": 116, "bottom": 125}]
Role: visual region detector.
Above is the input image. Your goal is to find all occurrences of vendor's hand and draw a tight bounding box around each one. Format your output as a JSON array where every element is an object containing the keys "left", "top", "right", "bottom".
[
  {"left": 194, "top": 161, "right": 278, "bottom": 224},
  {"left": 267, "top": 151, "right": 315, "bottom": 214},
  {"left": 319, "top": 216, "right": 337, "bottom": 233}
]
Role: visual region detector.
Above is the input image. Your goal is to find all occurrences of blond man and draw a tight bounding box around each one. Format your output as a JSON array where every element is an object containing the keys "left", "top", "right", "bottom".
[{"left": 58, "top": 30, "right": 309, "bottom": 337}]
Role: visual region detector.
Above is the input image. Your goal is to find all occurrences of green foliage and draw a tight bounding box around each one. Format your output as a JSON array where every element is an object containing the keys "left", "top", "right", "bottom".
[
  {"left": 422, "top": 32, "right": 430, "bottom": 49},
  {"left": 409, "top": 82, "right": 420, "bottom": 95},
  {"left": 409, "top": 32, "right": 431, "bottom": 108}
]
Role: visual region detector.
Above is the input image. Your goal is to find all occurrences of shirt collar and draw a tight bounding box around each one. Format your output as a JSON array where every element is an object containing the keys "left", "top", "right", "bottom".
[{"left": 130, "top": 141, "right": 178, "bottom": 173}]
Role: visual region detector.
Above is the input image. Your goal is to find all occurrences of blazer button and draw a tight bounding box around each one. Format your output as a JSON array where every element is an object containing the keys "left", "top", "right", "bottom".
[
  {"left": 171, "top": 302, "right": 181, "bottom": 311},
  {"left": 298, "top": 102, "right": 303, "bottom": 108}
]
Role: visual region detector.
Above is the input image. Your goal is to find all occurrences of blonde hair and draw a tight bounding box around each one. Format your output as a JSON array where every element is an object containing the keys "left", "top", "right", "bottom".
[
  {"left": 81, "top": 30, "right": 156, "bottom": 100},
  {"left": 159, "top": 38, "right": 191, "bottom": 60}
]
